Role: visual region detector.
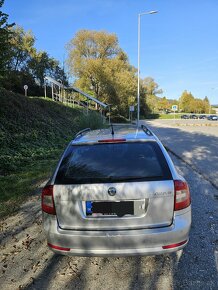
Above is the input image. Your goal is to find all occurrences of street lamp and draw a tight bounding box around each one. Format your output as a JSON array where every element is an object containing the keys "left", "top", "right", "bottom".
[{"left": 137, "top": 10, "right": 158, "bottom": 125}]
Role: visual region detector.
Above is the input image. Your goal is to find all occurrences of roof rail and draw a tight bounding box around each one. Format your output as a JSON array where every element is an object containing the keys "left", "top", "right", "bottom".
[
  {"left": 141, "top": 125, "right": 153, "bottom": 136},
  {"left": 75, "top": 128, "right": 91, "bottom": 138}
]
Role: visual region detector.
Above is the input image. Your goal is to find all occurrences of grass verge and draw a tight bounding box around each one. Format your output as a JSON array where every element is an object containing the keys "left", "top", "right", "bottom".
[
  {"left": 158, "top": 114, "right": 183, "bottom": 119},
  {"left": 0, "top": 88, "right": 104, "bottom": 218},
  {"left": 0, "top": 159, "right": 57, "bottom": 217}
]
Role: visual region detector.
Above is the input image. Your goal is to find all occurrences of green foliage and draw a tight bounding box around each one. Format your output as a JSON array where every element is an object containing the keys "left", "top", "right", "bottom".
[
  {"left": 0, "top": 88, "right": 103, "bottom": 216},
  {"left": 75, "top": 111, "right": 104, "bottom": 129},
  {"left": 179, "top": 90, "right": 211, "bottom": 113},
  {"left": 139, "top": 77, "right": 165, "bottom": 115},
  {"left": 0, "top": 159, "right": 57, "bottom": 217},
  {"left": 142, "top": 113, "right": 160, "bottom": 119},
  {"left": 68, "top": 30, "right": 177, "bottom": 117},
  {"left": 1, "top": 24, "right": 67, "bottom": 95},
  {"left": 7, "top": 25, "right": 35, "bottom": 71},
  {"left": 67, "top": 30, "right": 138, "bottom": 117},
  {"left": 110, "top": 114, "right": 129, "bottom": 123},
  {"left": 179, "top": 90, "right": 194, "bottom": 112},
  {"left": 145, "top": 94, "right": 157, "bottom": 113},
  {"left": 156, "top": 97, "right": 171, "bottom": 112},
  {"left": 158, "top": 113, "right": 183, "bottom": 119},
  {"left": 67, "top": 30, "right": 120, "bottom": 75},
  {"left": 28, "top": 50, "right": 68, "bottom": 87},
  {"left": 0, "top": 0, "right": 14, "bottom": 83}
]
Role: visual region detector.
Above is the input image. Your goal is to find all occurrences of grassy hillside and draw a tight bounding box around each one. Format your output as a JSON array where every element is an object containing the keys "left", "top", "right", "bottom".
[{"left": 0, "top": 88, "right": 104, "bottom": 217}]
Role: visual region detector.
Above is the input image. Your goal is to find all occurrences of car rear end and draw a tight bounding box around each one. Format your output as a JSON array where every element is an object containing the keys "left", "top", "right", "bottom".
[{"left": 42, "top": 127, "right": 191, "bottom": 256}]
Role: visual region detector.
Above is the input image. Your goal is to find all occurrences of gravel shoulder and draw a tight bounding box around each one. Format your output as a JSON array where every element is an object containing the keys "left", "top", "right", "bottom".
[{"left": 0, "top": 154, "right": 217, "bottom": 290}]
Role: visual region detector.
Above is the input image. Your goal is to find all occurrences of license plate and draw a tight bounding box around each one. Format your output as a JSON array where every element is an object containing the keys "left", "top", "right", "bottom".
[{"left": 86, "top": 201, "right": 134, "bottom": 217}]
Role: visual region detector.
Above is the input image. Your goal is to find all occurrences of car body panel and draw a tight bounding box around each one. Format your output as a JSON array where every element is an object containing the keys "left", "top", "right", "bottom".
[
  {"left": 42, "top": 125, "right": 191, "bottom": 256},
  {"left": 54, "top": 180, "right": 174, "bottom": 231},
  {"left": 181, "top": 115, "right": 189, "bottom": 119},
  {"left": 207, "top": 115, "right": 218, "bottom": 120},
  {"left": 43, "top": 206, "right": 191, "bottom": 256}
]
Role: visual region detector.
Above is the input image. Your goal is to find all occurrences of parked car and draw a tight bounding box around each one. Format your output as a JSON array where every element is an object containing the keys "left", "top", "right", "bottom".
[
  {"left": 42, "top": 125, "right": 191, "bottom": 256},
  {"left": 199, "top": 115, "right": 207, "bottom": 119},
  {"left": 207, "top": 115, "right": 218, "bottom": 121},
  {"left": 181, "top": 114, "right": 189, "bottom": 119},
  {"left": 189, "top": 114, "right": 198, "bottom": 119}
]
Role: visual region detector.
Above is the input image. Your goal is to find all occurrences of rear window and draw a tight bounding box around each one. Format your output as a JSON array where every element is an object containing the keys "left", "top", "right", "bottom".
[{"left": 55, "top": 141, "right": 172, "bottom": 184}]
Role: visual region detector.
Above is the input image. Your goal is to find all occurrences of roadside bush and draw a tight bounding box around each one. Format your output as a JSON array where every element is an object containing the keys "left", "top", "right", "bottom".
[
  {"left": 141, "top": 114, "right": 160, "bottom": 119},
  {"left": 110, "top": 114, "right": 129, "bottom": 123},
  {"left": 75, "top": 111, "right": 104, "bottom": 130}
]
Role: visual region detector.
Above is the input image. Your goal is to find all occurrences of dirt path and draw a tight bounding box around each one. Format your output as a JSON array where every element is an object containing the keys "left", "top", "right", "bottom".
[{"left": 0, "top": 192, "right": 176, "bottom": 290}]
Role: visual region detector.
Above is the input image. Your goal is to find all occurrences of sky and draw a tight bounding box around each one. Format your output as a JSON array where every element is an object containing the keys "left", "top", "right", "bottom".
[{"left": 3, "top": 0, "right": 218, "bottom": 104}]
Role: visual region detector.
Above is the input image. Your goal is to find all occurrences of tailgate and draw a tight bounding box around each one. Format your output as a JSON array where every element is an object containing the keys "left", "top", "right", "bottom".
[{"left": 53, "top": 180, "right": 174, "bottom": 231}]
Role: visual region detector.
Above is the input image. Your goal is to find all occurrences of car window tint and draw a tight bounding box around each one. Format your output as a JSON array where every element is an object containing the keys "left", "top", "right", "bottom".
[{"left": 55, "top": 142, "right": 172, "bottom": 184}]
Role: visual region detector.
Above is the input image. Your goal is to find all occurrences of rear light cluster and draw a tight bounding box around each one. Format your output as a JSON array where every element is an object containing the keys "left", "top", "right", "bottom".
[
  {"left": 174, "top": 180, "right": 191, "bottom": 211},
  {"left": 41, "top": 185, "right": 56, "bottom": 215}
]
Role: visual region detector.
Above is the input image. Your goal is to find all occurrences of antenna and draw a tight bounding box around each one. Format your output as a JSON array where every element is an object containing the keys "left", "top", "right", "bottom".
[{"left": 111, "top": 124, "right": 114, "bottom": 136}]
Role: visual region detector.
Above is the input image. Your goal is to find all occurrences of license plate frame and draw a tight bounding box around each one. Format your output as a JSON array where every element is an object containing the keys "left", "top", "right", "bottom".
[{"left": 86, "top": 201, "right": 134, "bottom": 217}]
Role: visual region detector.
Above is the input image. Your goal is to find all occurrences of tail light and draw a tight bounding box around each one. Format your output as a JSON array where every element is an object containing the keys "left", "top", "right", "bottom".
[
  {"left": 41, "top": 185, "right": 56, "bottom": 215},
  {"left": 174, "top": 180, "right": 191, "bottom": 211}
]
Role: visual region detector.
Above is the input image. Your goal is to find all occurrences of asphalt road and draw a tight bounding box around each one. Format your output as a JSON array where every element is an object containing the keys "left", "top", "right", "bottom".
[
  {"left": 143, "top": 119, "right": 218, "bottom": 189},
  {"left": 0, "top": 154, "right": 217, "bottom": 290}
]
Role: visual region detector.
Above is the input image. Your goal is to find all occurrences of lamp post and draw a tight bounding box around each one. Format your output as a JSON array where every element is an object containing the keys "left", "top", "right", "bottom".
[{"left": 137, "top": 10, "right": 158, "bottom": 125}]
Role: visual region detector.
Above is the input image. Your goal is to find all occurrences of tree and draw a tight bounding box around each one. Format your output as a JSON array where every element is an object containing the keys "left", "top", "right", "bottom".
[
  {"left": 141, "top": 77, "right": 163, "bottom": 114},
  {"left": 7, "top": 25, "right": 35, "bottom": 72},
  {"left": 157, "top": 97, "right": 171, "bottom": 112},
  {"left": 179, "top": 90, "right": 195, "bottom": 112},
  {"left": 2, "top": 26, "right": 37, "bottom": 93},
  {"left": 28, "top": 51, "right": 67, "bottom": 87},
  {"left": 67, "top": 30, "right": 137, "bottom": 116},
  {"left": 145, "top": 94, "right": 157, "bottom": 113},
  {"left": 1, "top": 24, "right": 68, "bottom": 95},
  {"left": 203, "top": 96, "right": 210, "bottom": 113},
  {"left": 0, "top": 0, "right": 14, "bottom": 84},
  {"left": 67, "top": 30, "right": 121, "bottom": 99},
  {"left": 179, "top": 91, "right": 210, "bottom": 113}
]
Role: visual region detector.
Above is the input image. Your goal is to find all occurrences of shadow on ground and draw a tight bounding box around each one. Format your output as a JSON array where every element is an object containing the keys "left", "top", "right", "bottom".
[{"left": 1, "top": 127, "right": 217, "bottom": 290}]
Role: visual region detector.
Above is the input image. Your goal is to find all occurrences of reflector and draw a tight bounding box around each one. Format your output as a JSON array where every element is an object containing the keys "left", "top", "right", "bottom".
[
  {"left": 162, "top": 240, "right": 187, "bottom": 249},
  {"left": 48, "top": 243, "right": 70, "bottom": 251}
]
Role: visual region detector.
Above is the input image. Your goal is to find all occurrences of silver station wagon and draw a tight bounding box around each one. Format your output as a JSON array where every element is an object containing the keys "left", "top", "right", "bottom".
[{"left": 42, "top": 125, "right": 191, "bottom": 256}]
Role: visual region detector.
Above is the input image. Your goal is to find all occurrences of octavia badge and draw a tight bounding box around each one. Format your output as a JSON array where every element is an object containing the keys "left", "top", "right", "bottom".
[{"left": 108, "top": 187, "right": 116, "bottom": 196}]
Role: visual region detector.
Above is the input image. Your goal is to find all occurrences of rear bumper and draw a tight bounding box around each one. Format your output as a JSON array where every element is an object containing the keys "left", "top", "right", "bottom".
[{"left": 43, "top": 207, "right": 191, "bottom": 256}]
